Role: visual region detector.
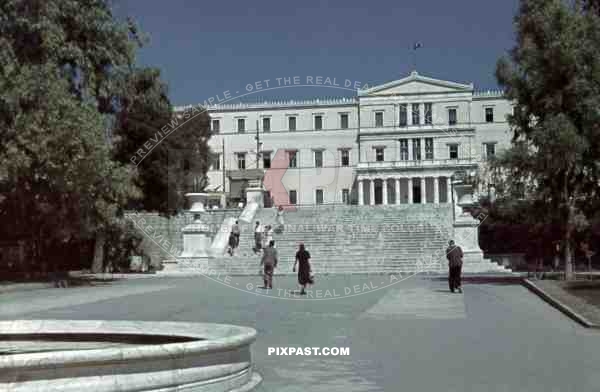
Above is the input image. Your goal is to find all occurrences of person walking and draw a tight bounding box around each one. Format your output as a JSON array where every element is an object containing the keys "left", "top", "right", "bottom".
[
  {"left": 446, "top": 240, "right": 463, "bottom": 293},
  {"left": 260, "top": 240, "right": 278, "bottom": 289},
  {"left": 227, "top": 230, "right": 236, "bottom": 256},
  {"left": 293, "top": 243, "right": 314, "bottom": 295},
  {"left": 232, "top": 220, "right": 241, "bottom": 249},
  {"left": 253, "top": 221, "right": 263, "bottom": 254},
  {"left": 264, "top": 225, "right": 274, "bottom": 249},
  {"left": 275, "top": 206, "right": 285, "bottom": 233}
]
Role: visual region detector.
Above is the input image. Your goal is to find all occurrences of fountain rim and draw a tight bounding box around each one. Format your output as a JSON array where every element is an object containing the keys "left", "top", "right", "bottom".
[{"left": 0, "top": 320, "right": 256, "bottom": 371}]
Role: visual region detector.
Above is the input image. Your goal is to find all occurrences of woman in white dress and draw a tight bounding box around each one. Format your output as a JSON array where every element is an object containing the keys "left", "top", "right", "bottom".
[{"left": 275, "top": 205, "right": 285, "bottom": 233}]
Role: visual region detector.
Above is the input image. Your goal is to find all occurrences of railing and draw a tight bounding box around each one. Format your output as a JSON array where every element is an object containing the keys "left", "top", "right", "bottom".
[{"left": 356, "top": 158, "right": 478, "bottom": 170}]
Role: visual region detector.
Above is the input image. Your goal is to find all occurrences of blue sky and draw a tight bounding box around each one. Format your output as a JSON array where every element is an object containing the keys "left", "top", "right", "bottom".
[{"left": 115, "top": 0, "right": 519, "bottom": 106}]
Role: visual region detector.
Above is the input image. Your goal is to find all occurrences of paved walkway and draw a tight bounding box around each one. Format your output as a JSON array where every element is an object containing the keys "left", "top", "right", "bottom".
[{"left": 1, "top": 275, "right": 599, "bottom": 391}]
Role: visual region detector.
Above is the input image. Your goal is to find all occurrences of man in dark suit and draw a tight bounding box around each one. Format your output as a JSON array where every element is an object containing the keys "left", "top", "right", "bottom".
[
  {"left": 446, "top": 240, "right": 463, "bottom": 293},
  {"left": 260, "top": 240, "right": 278, "bottom": 289}
]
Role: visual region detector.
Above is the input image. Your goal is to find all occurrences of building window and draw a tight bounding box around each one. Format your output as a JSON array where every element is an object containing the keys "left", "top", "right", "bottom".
[
  {"left": 448, "top": 108, "right": 457, "bottom": 126},
  {"left": 412, "top": 103, "right": 420, "bottom": 125},
  {"left": 375, "top": 112, "right": 384, "bottom": 127},
  {"left": 288, "top": 151, "right": 297, "bottom": 168},
  {"left": 425, "top": 138, "right": 434, "bottom": 160},
  {"left": 237, "top": 118, "right": 245, "bottom": 133},
  {"left": 400, "top": 139, "right": 409, "bottom": 160},
  {"left": 399, "top": 104, "right": 407, "bottom": 127},
  {"left": 289, "top": 190, "right": 297, "bottom": 205},
  {"left": 262, "top": 117, "right": 270, "bottom": 132},
  {"left": 449, "top": 144, "right": 459, "bottom": 159},
  {"left": 263, "top": 152, "right": 271, "bottom": 169},
  {"left": 485, "top": 107, "right": 494, "bottom": 123},
  {"left": 314, "top": 150, "right": 323, "bottom": 168},
  {"left": 341, "top": 149, "right": 350, "bottom": 167},
  {"left": 375, "top": 148, "right": 384, "bottom": 162},
  {"left": 212, "top": 119, "right": 220, "bottom": 133},
  {"left": 412, "top": 139, "right": 421, "bottom": 161},
  {"left": 289, "top": 116, "right": 296, "bottom": 131},
  {"left": 342, "top": 189, "right": 350, "bottom": 204},
  {"left": 211, "top": 153, "right": 221, "bottom": 170},
  {"left": 315, "top": 189, "right": 324, "bottom": 205},
  {"left": 340, "top": 113, "right": 349, "bottom": 129},
  {"left": 314, "top": 115, "right": 323, "bottom": 130},
  {"left": 424, "top": 103, "right": 432, "bottom": 125},
  {"left": 484, "top": 143, "right": 496, "bottom": 158},
  {"left": 237, "top": 153, "right": 246, "bottom": 169}
]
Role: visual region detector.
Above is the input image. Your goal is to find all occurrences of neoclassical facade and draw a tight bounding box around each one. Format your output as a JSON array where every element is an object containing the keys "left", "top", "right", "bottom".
[{"left": 176, "top": 71, "right": 512, "bottom": 207}]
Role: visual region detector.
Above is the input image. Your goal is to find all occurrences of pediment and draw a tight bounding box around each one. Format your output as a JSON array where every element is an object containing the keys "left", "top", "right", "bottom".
[{"left": 359, "top": 71, "right": 474, "bottom": 96}]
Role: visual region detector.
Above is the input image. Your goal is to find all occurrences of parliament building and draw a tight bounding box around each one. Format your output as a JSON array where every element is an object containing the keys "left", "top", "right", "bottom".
[{"left": 176, "top": 71, "right": 512, "bottom": 208}]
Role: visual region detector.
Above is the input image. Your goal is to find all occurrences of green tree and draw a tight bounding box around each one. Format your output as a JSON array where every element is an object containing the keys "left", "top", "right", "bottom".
[
  {"left": 494, "top": 0, "right": 600, "bottom": 279},
  {"left": 110, "top": 68, "right": 212, "bottom": 214},
  {"left": 0, "top": 0, "right": 212, "bottom": 273}
]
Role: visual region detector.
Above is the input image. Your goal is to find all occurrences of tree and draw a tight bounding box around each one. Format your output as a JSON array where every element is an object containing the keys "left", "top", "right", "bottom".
[
  {"left": 494, "top": 0, "right": 600, "bottom": 279},
  {"left": 0, "top": 0, "right": 210, "bottom": 273},
  {"left": 111, "top": 68, "right": 212, "bottom": 214}
]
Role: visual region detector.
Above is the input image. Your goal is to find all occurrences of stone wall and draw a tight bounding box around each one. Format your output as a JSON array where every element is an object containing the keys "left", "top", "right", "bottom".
[{"left": 125, "top": 210, "right": 241, "bottom": 267}]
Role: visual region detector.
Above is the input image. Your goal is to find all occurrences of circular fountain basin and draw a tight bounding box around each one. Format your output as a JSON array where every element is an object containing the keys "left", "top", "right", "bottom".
[{"left": 0, "top": 320, "right": 262, "bottom": 391}]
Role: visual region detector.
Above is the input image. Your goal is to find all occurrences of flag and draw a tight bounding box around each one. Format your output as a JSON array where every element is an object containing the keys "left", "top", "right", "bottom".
[{"left": 413, "top": 42, "right": 423, "bottom": 50}]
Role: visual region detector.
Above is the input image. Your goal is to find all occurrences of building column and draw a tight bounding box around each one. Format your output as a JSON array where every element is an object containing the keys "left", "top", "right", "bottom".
[
  {"left": 358, "top": 179, "right": 364, "bottom": 206},
  {"left": 408, "top": 140, "right": 413, "bottom": 161},
  {"left": 434, "top": 177, "right": 440, "bottom": 204},
  {"left": 447, "top": 177, "right": 452, "bottom": 203},
  {"left": 369, "top": 179, "right": 375, "bottom": 206},
  {"left": 395, "top": 178, "right": 401, "bottom": 205},
  {"left": 421, "top": 177, "right": 426, "bottom": 204},
  {"left": 421, "top": 138, "right": 426, "bottom": 161},
  {"left": 407, "top": 177, "right": 413, "bottom": 204},
  {"left": 382, "top": 179, "right": 388, "bottom": 205}
]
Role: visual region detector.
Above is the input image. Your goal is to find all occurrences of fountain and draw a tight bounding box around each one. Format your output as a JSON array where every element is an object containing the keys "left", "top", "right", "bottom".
[{"left": 0, "top": 320, "right": 262, "bottom": 391}]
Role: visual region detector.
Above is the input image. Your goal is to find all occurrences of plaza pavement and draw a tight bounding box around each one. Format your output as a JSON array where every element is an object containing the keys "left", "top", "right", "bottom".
[{"left": 1, "top": 274, "right": 600, "bottom": 391}]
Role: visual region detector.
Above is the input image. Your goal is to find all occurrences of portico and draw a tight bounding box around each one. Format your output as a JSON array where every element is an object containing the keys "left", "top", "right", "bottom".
[
  {"left": 357, "top": 174, "right": 452, "bottom": 205},
  {"left": 355, "top": 158, "right": 477, "bottom": 206}
]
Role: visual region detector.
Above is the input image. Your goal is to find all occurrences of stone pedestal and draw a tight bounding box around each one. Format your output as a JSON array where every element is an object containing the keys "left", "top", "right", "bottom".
[
  {"left": 452, "top": 182, "right": 485, "bottom": 263},
  {"left": 245, "top": 179, "right": 264, "bottom": 208},
  {"left": 180, "top": 193, "right": 211, "bottom": 258}
]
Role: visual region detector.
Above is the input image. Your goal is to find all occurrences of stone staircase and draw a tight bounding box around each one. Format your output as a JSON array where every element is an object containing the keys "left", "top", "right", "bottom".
[{"left": 164, "top": 204, "right": 507, "bottom": 275}]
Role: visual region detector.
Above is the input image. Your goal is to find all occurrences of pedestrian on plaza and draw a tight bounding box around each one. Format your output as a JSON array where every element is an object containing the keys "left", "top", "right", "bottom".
[
  {"left": 446, "top": 240, "right": 463, "bottom": 293},
  {"left": 260, "top": 240, "right": 278, "bottom": 289},
  {"left": 264, "top": 225, "right": 274, "bottom": 249},
  {"left": 227, "top": 230, "right": 236, "bottom": 256},
  {"left": 232, "top": 220, "right": 241, "bottom": 249},
  {"left": 253, "top": 221, "right": 263, "bottom": 254},
  {"left": 275, "top": 205, "right": 285, "bottom": 233},
  {"left": 293, "top": 243, "right": 314, "bottom": 295}
]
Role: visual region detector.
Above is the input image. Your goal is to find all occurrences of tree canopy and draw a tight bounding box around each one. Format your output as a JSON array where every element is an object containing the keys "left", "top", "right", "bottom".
[
  {"left": 0, "top": 0, "right": 211, "bottom": 273},
  {"left": 490, "top": 0, "right": 600, "bottom": 277}
]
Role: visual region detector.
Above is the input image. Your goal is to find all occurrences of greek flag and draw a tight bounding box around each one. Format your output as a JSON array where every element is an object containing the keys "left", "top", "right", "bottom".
[{"left": 413, "top": 42, "right": 423, "bottom": 50}]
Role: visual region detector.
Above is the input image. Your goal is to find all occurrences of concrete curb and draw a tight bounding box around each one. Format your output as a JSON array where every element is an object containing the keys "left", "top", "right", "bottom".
[
  {"left": 522, "top": 279, "right": 600, "bottom": 329},
  {"left": 0, "top": 283, "right": 52, "bottom": 294}
]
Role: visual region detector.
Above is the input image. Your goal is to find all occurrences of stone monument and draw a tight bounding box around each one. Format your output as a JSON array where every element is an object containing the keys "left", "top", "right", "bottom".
[
  {"left": 180, "top": 193, "right": 212, "bottom": 258},
  {"left": 245, "top": 179, "right": 264, "bottom": 208},
  {"left": 452, "top": 179, "right": 486, "bottom": 264}
]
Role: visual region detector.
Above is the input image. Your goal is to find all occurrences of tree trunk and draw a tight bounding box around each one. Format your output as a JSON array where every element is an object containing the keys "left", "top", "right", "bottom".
[
  {"left": 91, "top": 231, "right": 105, "bottom": 273},
  {"left": 565, "top": 203, "right": 575, "bottom": 280},
  {"left": 564, "top": 174, "right": 575, "bottom": 281}
]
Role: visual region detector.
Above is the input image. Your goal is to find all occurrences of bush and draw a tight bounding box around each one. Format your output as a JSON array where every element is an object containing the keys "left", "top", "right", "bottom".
[{"left": 103, "top": 219, "right": 144, "bottom": 272}]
